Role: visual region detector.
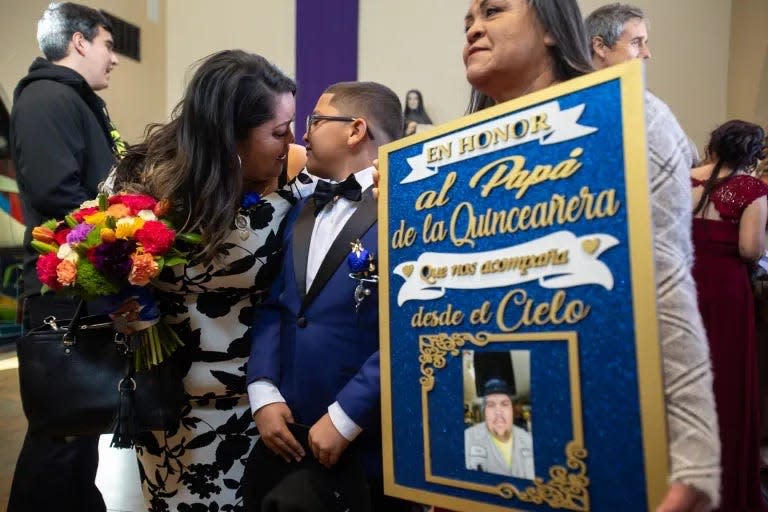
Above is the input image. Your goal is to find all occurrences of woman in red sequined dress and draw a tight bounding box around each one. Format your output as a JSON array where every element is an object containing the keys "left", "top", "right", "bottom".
[{"left": 691, "top": 120, "right": 768, "bottom": 511}]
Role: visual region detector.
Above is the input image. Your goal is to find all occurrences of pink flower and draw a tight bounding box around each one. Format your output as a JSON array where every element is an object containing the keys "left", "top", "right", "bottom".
[
  {"left": 71, "top": 207, "right": 99, "bottom": 223},
  {"left": 36, "top": 253, "right": 63, "bottom": 290},
  {"left": 110, "top": 194, "right": 157, "bottom": 214},
  {"left": 134, "top": 221, "right": 175, "bottom": 255}
]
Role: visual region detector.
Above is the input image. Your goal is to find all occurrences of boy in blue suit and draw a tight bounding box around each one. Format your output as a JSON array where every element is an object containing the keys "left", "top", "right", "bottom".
[{"left": 244, "top": 82, "right": 412, "bottom": 511}]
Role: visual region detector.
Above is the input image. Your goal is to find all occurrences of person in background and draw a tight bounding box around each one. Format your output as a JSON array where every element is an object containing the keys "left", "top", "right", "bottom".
[
  {"left": 585, "top": 3, "right": 700, "bottom": 165},
  {"left": 690, "top": 120, "right": 768, "bottom": 511},
  {"left": 585, "top": 3, "right": 651, "bottom": 69},
  {"left": 403, "top": 89, "right": 433, "bottom": 136},
  {"left": 8, "top": 3, "right": 120, "bottom": 510}
]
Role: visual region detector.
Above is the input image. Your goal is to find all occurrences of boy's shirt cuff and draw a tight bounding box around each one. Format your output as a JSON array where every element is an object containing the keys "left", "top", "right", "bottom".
[
  {"left": 248, "top": 379, "right": 286, "bottom": 416},
  {"left": 328, "top": 401, "right": 362, "bottom": 441}
]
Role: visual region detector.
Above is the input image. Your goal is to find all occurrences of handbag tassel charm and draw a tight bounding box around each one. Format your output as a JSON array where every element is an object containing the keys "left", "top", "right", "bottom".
[{"left": 110, "top": 375, "right": 138, "bottom": 448}]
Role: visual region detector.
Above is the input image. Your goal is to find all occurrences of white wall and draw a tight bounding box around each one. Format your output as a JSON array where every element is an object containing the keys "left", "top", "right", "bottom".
[
  {"left": 0, "top": 0, "right": 167, "bottom": 143},
  {"left": 359, "top": 0, "right": 471, "bottom": 127},
  {"left": 0, "top": 0, "right": 744, "bottom": 150},
  {"left": 165, "top": 0, "right": 296, "bottom": 116},
  {"left": 727, "top": 0, "right": 768, "bottom": 124},
  {"left": 361, "top": 0, "right": 732, "bottom": 150},
  {"left": 580, "top": 0, "right": 732, "bottom": 151}
]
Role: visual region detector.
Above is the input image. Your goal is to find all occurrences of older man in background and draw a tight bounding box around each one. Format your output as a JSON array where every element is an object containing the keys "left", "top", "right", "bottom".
[{"left": 586, "top": 3, "right": 652, "bottom": 69}]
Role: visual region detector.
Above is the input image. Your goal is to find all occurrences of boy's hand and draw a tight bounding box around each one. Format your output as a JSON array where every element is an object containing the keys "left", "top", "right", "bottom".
[
  {"left": 253, "top": 403, "right": 305, "bottom": 463},
  {"left": 656, "top": 482, "right": 711, "bottom": 512},
  {"left": 308, "top": 413, "right": 350, "bottom": 468}
]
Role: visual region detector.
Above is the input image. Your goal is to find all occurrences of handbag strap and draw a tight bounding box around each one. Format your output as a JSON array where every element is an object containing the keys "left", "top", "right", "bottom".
[{"left": 66, "top": 299, "right": 88, "bottom": 332}]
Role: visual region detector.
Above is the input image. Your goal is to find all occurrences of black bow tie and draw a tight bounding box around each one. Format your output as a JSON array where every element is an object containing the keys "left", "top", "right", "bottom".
[{"left": 313, "top": 175, "right": 362, "bottom": 215}]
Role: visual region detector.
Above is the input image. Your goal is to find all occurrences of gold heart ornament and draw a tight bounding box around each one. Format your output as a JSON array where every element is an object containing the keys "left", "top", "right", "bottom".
[
  {"left": 582, "top": 238, "right": 600, "bottom": 255},
  {"left": 402, "top": 264, "right": 414, "bottom": 278}
]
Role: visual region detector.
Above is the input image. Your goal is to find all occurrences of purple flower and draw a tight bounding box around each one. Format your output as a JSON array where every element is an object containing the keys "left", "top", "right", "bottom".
[
  {"left": 66, "top": 223, "right": 94, "bottom": 244},
  {"left": 89, "top": 239, "right": 136, "bottom": 280}
]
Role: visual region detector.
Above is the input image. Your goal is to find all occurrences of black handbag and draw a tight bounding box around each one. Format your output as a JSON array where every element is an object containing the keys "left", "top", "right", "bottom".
[{"left": 16, "top": 300, "right": 186, "bottom": 447}]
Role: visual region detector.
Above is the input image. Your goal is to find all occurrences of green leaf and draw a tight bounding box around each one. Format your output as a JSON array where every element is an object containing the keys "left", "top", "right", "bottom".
[
  {"left": 40, "top": 284, "right": 51, "bottom": 295},
  {"left": 64, "top": 215, "right": 78, "bottom": 228},
  {"left": 43, "top": 219, "right": 59, "bottom": 230},
  {"left": 98, "top": 193, "right": 108, "bottom": 211},
  {"left": 163, "top": 255, "right": 188, "bottom": 267},
  {"left": 105, "top": 216, "right": 117, "bottom": 229},
  {"left": 83, "top": 226, "right": 102, "bottom": 247},
  {"left": 30, "top": 240, "right": 57, "bottom": 254}
]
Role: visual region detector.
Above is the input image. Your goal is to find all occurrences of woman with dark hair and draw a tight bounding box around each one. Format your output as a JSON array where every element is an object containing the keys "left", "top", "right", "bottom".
[
  {"left": 425, "top": 1, "right": 719, "bottom": 510},
  {"left": 690, "top": 120, "right": 768, "bottom": 512},
  {"left": 403, "top": 89, "right": 433, "bottom": 136},
  {"left": 112, "top": 49, "right": 307, "bottom": 511}
]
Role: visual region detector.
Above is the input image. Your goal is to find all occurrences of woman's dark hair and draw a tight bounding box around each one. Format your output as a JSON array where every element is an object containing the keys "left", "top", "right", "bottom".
[
  {"left": 114, "top": 50, "right": 296, "bottom": 263},
  {"left": 694, "top": 120, "right": 767, "bottom": 215},
  {"left": 468, "top": 0, "right": 594, "bottom": 113},
  {"left": 404, "top": 89, "right": 433, "bottom": 131}
]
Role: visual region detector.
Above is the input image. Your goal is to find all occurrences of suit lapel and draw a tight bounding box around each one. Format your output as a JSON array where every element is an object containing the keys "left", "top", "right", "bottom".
[
  {"left": 303, "top": 190, "right": 377, "bottom": 309},
  {"left": 292, "top": 200, "right": 316, "bottom": 301}
]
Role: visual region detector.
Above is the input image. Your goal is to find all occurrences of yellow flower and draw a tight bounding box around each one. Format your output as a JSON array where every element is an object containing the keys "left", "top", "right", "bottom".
[
  {"left": 83, "top": 211, "right": 107, "bottom": 225},
  {"left": 100, "top": 227, "right": 116, "bottom": 243},
  {"left": 115, "top": 217, "right": 145, "bottom": 239}
]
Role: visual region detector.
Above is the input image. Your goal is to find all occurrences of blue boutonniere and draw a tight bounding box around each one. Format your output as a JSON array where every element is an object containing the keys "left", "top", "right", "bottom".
[
  {"left": 348, "top": 239, "right": 377, "bottom": 312},
  {"left": 241, "top": 192, "right": 262, "bottom": 209}
]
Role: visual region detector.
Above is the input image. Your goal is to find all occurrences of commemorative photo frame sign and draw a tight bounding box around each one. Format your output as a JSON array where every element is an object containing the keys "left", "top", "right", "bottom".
[{"left": 378, "top": 60, "right": 669, "bottom": 511}]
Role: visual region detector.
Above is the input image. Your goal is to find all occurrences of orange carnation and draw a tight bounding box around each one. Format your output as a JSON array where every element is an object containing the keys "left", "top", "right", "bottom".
[
  {"left": 105, "top": 203, "right": 131, "bottom": 219},
  {"left": 128, "top": 253, "right": 159, "bottom": 286},
  {"left": 56, "top": 259, "right": 77, "bottom": 286}
]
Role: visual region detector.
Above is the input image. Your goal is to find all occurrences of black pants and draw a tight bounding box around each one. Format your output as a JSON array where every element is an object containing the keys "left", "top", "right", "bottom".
[{"left": 8, "top": 295, "right": 105, "bottom": 512}]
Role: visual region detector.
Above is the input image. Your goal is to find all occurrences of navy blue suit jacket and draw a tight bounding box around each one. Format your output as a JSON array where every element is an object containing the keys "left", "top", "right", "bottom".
[{"left": 247, "top": 190, "right": 381, "bottom": 477}]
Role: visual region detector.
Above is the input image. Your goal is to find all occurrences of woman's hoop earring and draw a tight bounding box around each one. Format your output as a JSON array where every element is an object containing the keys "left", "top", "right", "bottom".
[{"left": 237, "top": 154, "right": 242, "bottom": 170}]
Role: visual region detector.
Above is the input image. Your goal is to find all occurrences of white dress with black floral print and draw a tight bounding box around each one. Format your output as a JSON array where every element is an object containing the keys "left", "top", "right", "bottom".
[{"left": 134, "top": 185, "right": 301, "bottom": 512}]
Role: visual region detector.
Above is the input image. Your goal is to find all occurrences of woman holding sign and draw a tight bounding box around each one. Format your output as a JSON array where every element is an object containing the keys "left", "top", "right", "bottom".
[{"left": 398, "top": 1, "right": 719, "bottom": 511}]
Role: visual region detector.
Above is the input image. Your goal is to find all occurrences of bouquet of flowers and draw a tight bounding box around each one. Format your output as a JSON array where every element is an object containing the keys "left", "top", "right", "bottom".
[{"left": 31, "top": 192, "right": 199, "bottom": 370}]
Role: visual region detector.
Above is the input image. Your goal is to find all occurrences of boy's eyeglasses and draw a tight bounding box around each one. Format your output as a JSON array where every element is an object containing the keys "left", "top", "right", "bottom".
[{"left": 305, "top": 114, "right": 375, "bottom": 140}]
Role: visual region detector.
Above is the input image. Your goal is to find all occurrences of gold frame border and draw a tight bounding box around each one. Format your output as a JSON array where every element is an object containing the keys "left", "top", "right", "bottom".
[
  {"left": 379, "top": 59, "right": 667, "bottom": 512},
  {"left": 420, "top": 331, "right": 588, "bottom": 511}
]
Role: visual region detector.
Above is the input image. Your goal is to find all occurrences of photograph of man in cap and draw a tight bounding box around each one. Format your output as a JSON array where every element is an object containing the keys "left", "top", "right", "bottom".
[{"left": 465, "top": 377, "right": 535, "bottom": 479}]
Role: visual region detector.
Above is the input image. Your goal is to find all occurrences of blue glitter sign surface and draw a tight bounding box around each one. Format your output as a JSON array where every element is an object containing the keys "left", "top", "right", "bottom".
[{"left": 378, "top": 61, "right": 667, "bottom": 511}]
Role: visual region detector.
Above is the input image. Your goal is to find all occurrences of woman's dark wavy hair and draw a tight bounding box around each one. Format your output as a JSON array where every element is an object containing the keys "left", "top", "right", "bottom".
[
  {"left": 114, "top": 50, "right": 296, "bottom": 263},
  {"left": 468, "top": 0, "right": 594, "bottom": 113},
  {"left": 694, "top": 120, "right": 768, "bottom": 215}
]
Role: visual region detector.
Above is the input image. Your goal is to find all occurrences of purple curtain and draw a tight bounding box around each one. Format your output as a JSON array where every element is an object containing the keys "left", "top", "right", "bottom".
[{"left": 295, "top": 0, "right": 359, "bottom": 142}]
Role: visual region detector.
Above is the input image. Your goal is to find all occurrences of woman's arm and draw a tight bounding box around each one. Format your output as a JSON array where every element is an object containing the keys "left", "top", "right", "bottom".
[{"left": 738, "top": 196, "right": 768, "bottom": 261}]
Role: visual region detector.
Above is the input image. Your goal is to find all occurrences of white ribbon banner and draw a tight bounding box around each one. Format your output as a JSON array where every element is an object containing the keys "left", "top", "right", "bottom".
[
  {"left": 393, "top": 231, "right": 618, "bottom": 305},
  {"left": 401, "top": 101, "right": 597, "bottom": 184}
]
